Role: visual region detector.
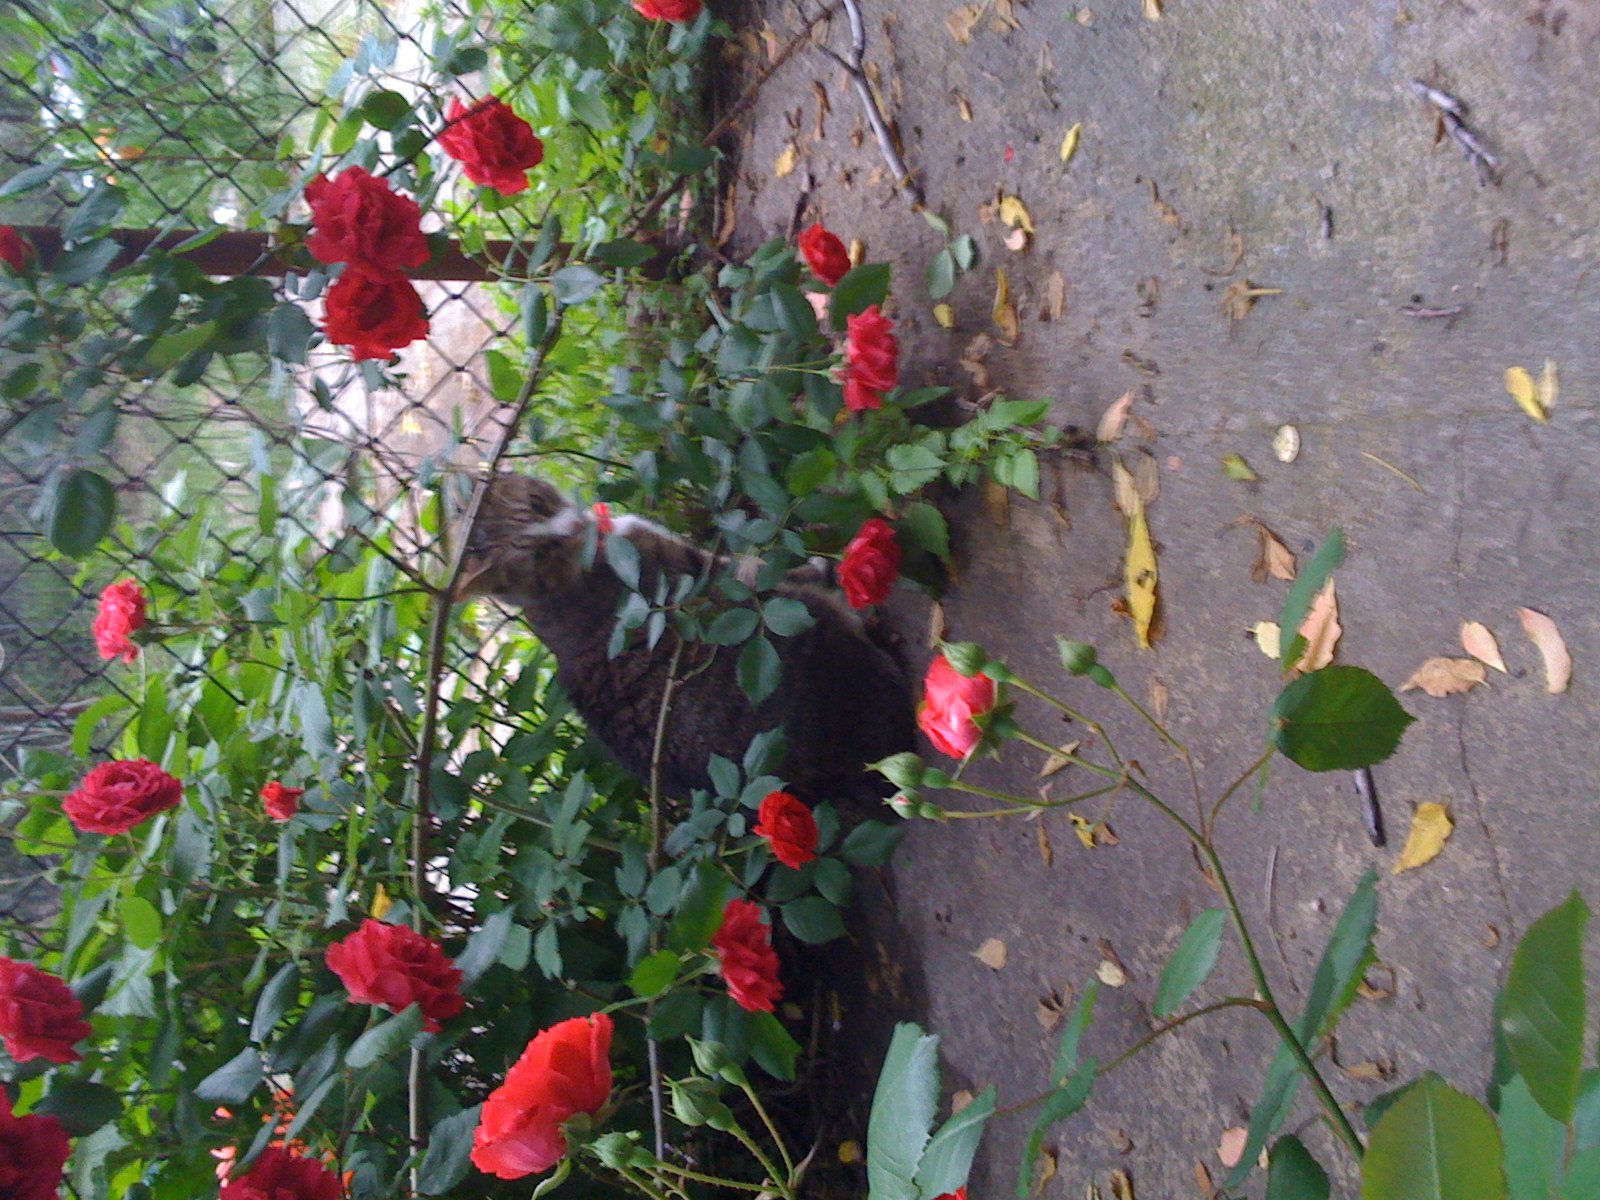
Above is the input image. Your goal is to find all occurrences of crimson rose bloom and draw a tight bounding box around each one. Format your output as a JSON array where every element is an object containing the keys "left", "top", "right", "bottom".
[
  {"left": 218, "top": 1144, "right": 343, "bottom": 1200},
  {"left": 632, "top": 0, "right": 703, "bottom": 21},
  {"left": 839, "top": 518, "right": 900, "bottom": 609},
  {"left": 439, "top": 96, "right": 545, "bottom": 196},
  {"left": 325, "top": 918, "right": 464, "bottom": 1032},
  {"left": 592, "top": 502, "right": 614, "bottom": 536},
  {"left": 917, "top": 654, "right": 996, "bottom": 759},
  {"left": 0, "top": 226, "right": 29, "bottom": 273},
  {"left": 753, "top": 791, "right": 818, "bottom": 869},
  {"left": 93, "top": 578, "right": 147, "bottom": 662},
  {"left": 322, "top": 269, "right": 429, "bottom": 361},
  {"left": 798, "top": 223, "right": 851, "bottom": 286},
  {"left": 471, "top": 1013, "right": 614, "bottom": 1180},
  {"left": 64, "top": 759, "right": 184, "bottom": 835},
  {"left": 0, "top": 957, "right": 92, "bottom": 1064},
  {"left": 304, "top": 166, "right": 429, "bottom": 281},
  {"left": 0, "top": 1092, "right": 70, "bottom": 1200},
  {"left": 839, "top": 304, "right": 898, "bottom": 412},
  {"left": 261, "top": 781, "right": 305, "bottom": 822},
  {"left": 712, "top": 898, "right": 783, "bottom": 1013}
]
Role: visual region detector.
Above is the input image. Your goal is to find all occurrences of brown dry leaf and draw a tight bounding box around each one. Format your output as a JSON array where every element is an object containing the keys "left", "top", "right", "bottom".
[
  {"left": 1251, "top": 621, "right": 1282, "bottom": 660},
  {"left": 945, "top": 2, "right": 989, "bottom": 44},
  {"left": 933, "top": 303, "right": 956, "bottom": 329},
  {"left": 1401, "top": 656, "right": 1487, "bottom": 698},
  {"left": 1039, "top": 739, "right": 1080, "bottom": 778},
  {"left": 999, "top": 194, "right": 1036, "bottom": 234},
  {"left": 1126, "top": 504, "right": 1159, "bottom": 649},
  {"left": 1069, "top": 813, "right": 1097, "bottom": 849},
  {"left": 1111, "top": 1168, "right": 1134, "bottom": 1200},
  {"left": 992, "top": 268, "right": 1021, "bottom": 345},
  {"left": 1098, "top": 391, "right": 1135, "bottom": 442},
  {"left": 1505, "top": 366, "right": 1547, "bottom": 424},
  {"left": 1339, "top": 1058, "right": 1395, "bottom": 1081},
  {"left": 1394, "top": 802, "right": 1454, "bottom": 873},
  {"left": 1096, "top": 959, "right": 1127, "bottom": 987},
  {"left": 774, "top": 143, "right": 799, "bottom": 178},
  {"left": 956, "top": 93, "right": 974, "bottom": 122},
  {"left": 1482, "top": 924, "right": 1502, "bottom": 949},
  {"left": 1037, "top": 997, "right": 1064, "bottom": 1031},
  {"left": 1220, "top": 279, "right": 1283, "bottom": 322},
  {"left": 1460, "top": 621, "right": 1507, "bottom": 673},
  {"left": 1142, "top": 0, "right": 1162, "bottom": 18},
  {"left": 1356, "top": 964, "right": 1397, "bottom": 1001},
  {"left": 1294, "top": 581, "right": 1340, "bottom": 672},
  {"left": 1110, "top": 456, "right": 1138, "bottom": 518},
  {"left": 1538, "top": 358, "right": 1559, "bottom": 413},
  {"left": 1241, "top": 519, "right": 1297, "bottom": 583},
  {"left": 960, "top": 333, "right": 993, "bottom": 389},
  {"left": 928, "top": 601, "right": 947, "bottom": 645},
  {"left": 974, "top": 937, "right": 1008, "bottom": 969},
  {"left": 1037, "top": 822, "right": 1054, "bottom": 867},
  {"left": 1094, "top": 822, "right": 1120, "bottom": 846},
  {"left": 1195, "top": 1162, "right": 1216, "bottom": 1199},
  {"left": 1044, "top": 270, "right": 1066, "bottom": 321},
  {"left": 1110, "top": 1129, "right": 1133, "bottom": 1154},
  {"left": 1518, "top": 606, "right": 1571, "bottom": 693},
  {"left": 1149, "top": 678, "right": 1171, "bottom": 722},
  {"left": 982, "top": 476, "right": 1011, "bottom": 527},
  {"left": 1130, "top": 449, "right": 1161, "bottom": 506},
  {"left": 1060, "top": 122, "right": 1083, "bottom": 164},
  {"left": 952, "top": 1089, "right": 976, "bottom": 1114},
  {"left": 1005, "top": 227, "right": 1030, "bottom": 252},
  {"left": 1217, "top": 1127, "right": 1248, "bottom": 1168},
  {"left": 1034, "top": 1148, "right": 1058, "bottom": 1191}
]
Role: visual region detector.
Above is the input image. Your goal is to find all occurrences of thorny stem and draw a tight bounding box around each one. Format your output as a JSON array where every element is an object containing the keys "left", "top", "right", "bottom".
[
  {"left": 1205, "top": 745, "right": 1276, "bottom": 839},
  {"left": 726, "top": 1121, "right": 794, "bottom": 1200},
  {"left": 738, "top": 1077, "right": 797, "bottom": 1181},
  {"left": 643, "top": 637, "right": 688, "bottom": 1161},
  {"left": 647, "top": 1164, "right": 775, "bottom": 1195}
]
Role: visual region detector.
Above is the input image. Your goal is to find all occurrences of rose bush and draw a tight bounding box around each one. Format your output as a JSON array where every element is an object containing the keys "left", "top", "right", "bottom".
[
  {"left": 839, "top": 518, "right": 901, "bottom": 609},
  {"left": 917, "top": 653, "right": 996, "bottom": 759},
  {"left": 712, "top": 899, "right": 783, "bottom": 1013},
  {"left": 260, "top": 780, "right": 304, "bottom": 821},
  {"left": 92, "top": 578, "right": 147, "bottom": 662},
  {"left": 799, "top": 223, "right": 851, "bottom": 286},
  {"left": 61, "top": 758, "right": 183, "bottom": 835},
  {"left": 753, "top": 791, "right": 818, "bottom": 869},
  {"left": 321, "top": 269, "right": 429, "bottom": 360},
  {"left": 632, "top": 0, "right": 703, "bottom": 22},
  {"left": 0, "top": 958, "right": 92, "bottom": 1064},
  {"left": 471, "top": 1013, "right": 614, "bottom": 1180},
  {"left": 438, "top": 96, "right": 545, "bottom": 196},
  {"left": 840, "top": 304, "right": 899, "bottom": 412},
  {"left": 217, "top": 1145, "right": 344, "bottom": 1200},
  {"left": 304, "top": 166, "right": 430, "bottom": 280},
  {"left": 0, "top": 226, "right": 28, "bottom": 273},
  {"left": 324, "top": 918, "right": 465, "bottom": 1032},
  {"left": 0, "top": 1094, "right": 70, "bottom": 1200}
]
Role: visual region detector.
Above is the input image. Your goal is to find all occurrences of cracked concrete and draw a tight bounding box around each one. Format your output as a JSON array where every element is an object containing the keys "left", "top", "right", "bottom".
[{"left": 724, "top": 0, "right": 1600, "bottom": 1194}]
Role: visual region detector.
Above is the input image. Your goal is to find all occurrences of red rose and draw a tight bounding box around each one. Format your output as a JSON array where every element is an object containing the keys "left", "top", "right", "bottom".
[
  {"left": 64, "top": 759, "right": 184, "bottom": 835},
  {"left": 471, "top": 1013, "right": 614, "bottom": 1180},
  {"left": 0, "top": 1092, "right": 70, "bottom": 1200},
  {"left": 839, "top": 518, "right": 900, "bottom": 609},
  {"left": 0, "top": 958, "right": 93, "bottom": 1064},
  {"left": 322, "top": 269, "right": 429, "bottom": 361},
  {"left": 917, "top": 654, "right": 996, "bottom": 759},
  {"left": 304, "top": 166, "right": 429, "bottom": 281},
  {"left": 218, "top": 1144, "right": 343, "bottom": 1200},
  {"left": 632, "top": 0, "right": 703, "bottom": 21},
  {"left": 753, "top": 791, "right": 818, "bottom": 869},
  {"left": 799, "top": 224, "right": 851, "bottom": 287},
  {"left": 712, "top": 898, "right": 783, "bottom": 1013},
  {"left": 839, "top": 304, "right": 898, "bottom": 411},
  {"left": 592, "top": 502, "right": 614, "bottom": 536},
  {"left": 261, "top": 781, "right": 305, "bottom": 822},
  {"left": 932, "top": 1190, "right": 968, "bottom": 1200},
  {"left": 0, "top": 226, "right": 30, "bottom": 274},
  {"left": 324, "top": 918, "right": 464, "bottom": 1032},
  {"left": 438, "top": 96, "right": 545, "bottom": 196},
  {"left": 93, "top": 578, "right": 147, "bottom": 662}
]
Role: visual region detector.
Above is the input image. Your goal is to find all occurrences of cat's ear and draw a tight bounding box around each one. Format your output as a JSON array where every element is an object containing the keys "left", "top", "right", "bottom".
[{"left": 452, "top": 554, "right": 503, "bottom": 602}]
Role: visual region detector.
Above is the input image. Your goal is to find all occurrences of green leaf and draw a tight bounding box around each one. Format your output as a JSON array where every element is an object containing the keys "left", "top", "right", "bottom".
[
  {"left": 63, "top": 184, "right": 127, "bottom": 242},
  {"left": 119, "top": 894, "right": 161, "bottom": 951},
  {"left": 831, "top": 262, "right": 893, "bottom": 330},
  {"left": 706, "top": 607, "right": 759, "bottom": 645},
  {"left": 781, "top": 896, "right": 846, "bottom": 944},
  {"left": 0, "top": 156, "right": 64, "bottom": 198},
  {"left": 762, "top": 597, "right": 815, "bottom": 636},
  {"left": 605, "top": 532, "right": 641, "bottom": 590},
  {"left": 1496, "top": 1075, "right": 1565, "bottom": 1200},
  {"left": 455, "top": 909, "right": 515, "bottom": 988},
  {"left": 1272, "top": 666, "right": 1414, "bottom": 772},
  {"left": 770, "top": 282, "right": 818, "bottom": 341},
  {"left": 1265, "top": 1136, "right": 1331, "bottom": 1200},
  {"left": 193, "top": 1046, "right": 263, "bottom": 1103},
  {"left": 670, "top": 864, "right": 733, "bottom": 953},
  {"left": 49, "top": 468, "right": 115, "bottom": 557},
  {"left": 250, "top": 961, "right": 299, "bottom": 1044},
  {"left": 737, "top": 634, "right": 782, "bottom": 705},
  {"left": 1360, "top": 1074, "right": 1507, "bottom": 1200},
  {"left": 145, "top": 320, "right": 217, "bottom": 370},
  {"left": 32, "top": 1081, "right": 122, "bottom": 1137},
  {"left": 901, "top": 502, "right": 950, "bottom": 560},
  {"left": 927, "top": 249, "right": 956, "bottom": 300},
  {"left": 594, "top": 238, "right": 657, "bottom": 269},
  {"left": 1501, "top": 891, "right": 1588, "bottom": 1123},
  {"left": 841, "top": 820, "right": 904, "bottom": 866},
  {"left": 417, "top": 1104, "right": 481, "bottom": 1195},
  {"left": 1153, "top": 908, "right": 1227, "bottom": 1019},
  {"left": 749, "top": 1010, "right": 801, "bottom": 1081},
  {"left": 360, "top": 89, "right": 413, "bottom": 130},
  {"left": 50, "top": 237, "right": 119, "bottom": 285},
  {"left": 1278, "top": 529, "right": 1345, "bottom": 671},
  {"left": 886, "top": 444, "right": 946, "bottom": 494},
  {"left": 345, "top": 1003, "right": 425, "bottom": 1069},
  {"left": 785, "top": 447, "right": 837, "bottom": 495},
  {"left": 951, "top": 236, "right": 977, "bottom": 271},
  {"left": 867, "top": 1023, "right": 941, "bottom": 1200},
  {"left": 551, "top": 265, "right": 606, "bottom": 305},
  {"left": 1016, "top": 1061, "right": 1096, "bottom": 1199},
  {"left": 915, "top": 1084, "right": 995, "bottom": 1200},
  {"left": 629, "top": 948, "right": 681, "bottom": 998},
  {"left": 1053, "top": 977, "right": 1098, "bottom": 1081}
]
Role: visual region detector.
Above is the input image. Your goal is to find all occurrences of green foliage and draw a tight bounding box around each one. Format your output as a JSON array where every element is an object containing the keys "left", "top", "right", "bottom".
[
  {"left": 866, "top": 1022, "right": 995, "bottom": 1200},
  {"left": 1500, "top": 891, "right": 1588, "bottom": 1123},
  {"left": 1361, "top": 1075, "right": 1506, "bottom": 1200},
  {"left": 1272, "top": 665, "right": 1415, "bottom": 772},
  {"left": 1153, "top": 908, "right": 1227, "bottom": 1019}
]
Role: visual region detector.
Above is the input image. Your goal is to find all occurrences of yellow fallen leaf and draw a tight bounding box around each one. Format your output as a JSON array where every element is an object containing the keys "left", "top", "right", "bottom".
[
  {"left": 1126, "top": 505, "right": 1158, "bottom": 649},
  {"left": 1505, "top": 366, "right": 1546, "bottom": 423},
  {"left": 371, "top": 883, "right": 393, "bottom": 920},
  {"left": 774, "top": 143, "right": 799, "bottom": 178},
  {"left": 1394, "top": 802, "right": 1453, "bottom": 873},
  {"left": 933, "top": 303, "right": 955, "bottom": 329},
  {"left": 1538, "top": 358, "right": 1559, "bottom": 413},
  {"left": 1097, "top": 390, "right": 1134, "bottom": 442},
  {"left": 956, "top": 93, "right": 974, "bottom": 121},
  {"left": 1070, "top": 813, "right": 1096, "bottom": 849},
  {"left": 1060, "top": 122, "right": 1082, "bottom": 164},
  {"left": 998, "top": 194, "right": 1035, "bottom": 234},
  {"left": 1222, "top": 453, "right": 1258, "bottom": 481},
  {"left": 991, "top": 267, "right": 1020, "bottom": 344},
  {"left": 848, "top": 237, "right": 865, "bottom": 268},
  {"left": 1038, "top": 739, "right": 1081, "bottom": 777},
  {"left": 1460, "top": 621, "right": 1507, "bottom": 673},
  {"left": 1294, "top": 581, "right": 1340, "bottom": 672},
  {"left": 1251, "top": 621, "right": 1281, "bottom": 659},
  {"left": 1096, "top": 959, "right": 1127, "bottom": 987},
  {"left": 1518, "top": 606, "right": 1571, "bottom": 693},
  {"left": 1401, "top": 656, "right": 1487, "bottom": 697},
  {"left": 1110, "top": 1168, "right": 1134, "bottom": 1200},
  {"left": 974, "top": 937, "right": 1008, "bottom": 969}
]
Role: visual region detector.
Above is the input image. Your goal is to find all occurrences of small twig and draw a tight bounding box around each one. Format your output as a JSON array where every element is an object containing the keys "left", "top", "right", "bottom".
[
  {"left": 817, "top": 0, "right": 925, "bottom": 208},
  {"left": 1353, "top": 767, "right": 1385, "bottom": 846},
  {"left": 1400, "top": 303, "right": 1464, "bottom": 319},
  {"left": 1410, "top": 80, "right": 1500, "bottom": 186},
  {"left": 1359, "top": 451, "right": 1425, "bottom": 493}
]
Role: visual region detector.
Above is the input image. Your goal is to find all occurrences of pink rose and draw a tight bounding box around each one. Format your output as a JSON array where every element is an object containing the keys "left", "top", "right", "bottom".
[{"left": 917, "top": 654, "right": 996, "bottom": 759}]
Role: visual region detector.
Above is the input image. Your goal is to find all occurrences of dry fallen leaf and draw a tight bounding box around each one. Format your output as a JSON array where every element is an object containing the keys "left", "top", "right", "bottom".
[
  {"left": 956, "top": 93, "right": 974, "bottom": 121},
  {"left": 1069, "top": 813, "right": 1097, "bottom": 849},
  {"left": 992, "top": 268, "right": 1020, "bottom": 345},
  {"left": 1251, "top": 621, "right": 1282, "bottom": 660},
  {"left": 1505, "top": 366, "right": 1547, "bottom": 424},
  {"left": 1130, "top": 448, "right": 1160, "bottom": 506},
  {"left": 982, "top": 476, "right": 1010, "bottom": 527},
  {"left": 1148, "top": 678, "right": 1170, "bottom": 722},
  {"left": 1538, "top": 358, "right": 1559, "bottom": 413},
  {"left": 1037, "top": 822, "right": 1053, "bottom": 867},
  {"left": 848, "top": 237, "right": 865, "bottom": 268},
  {"left": 1195, "top": 1162, "right": 1216, "bottom": 1200},
  {"left": 945, "top": 2, "right": 989, "bottom": 44},
  {"left": 774, "top": 143, "right": 799, "bottom": 177},
  {"left": 1401, "top": 656, "right": 1487, "bottom": 698},
  {"left": 1110, "top": 1129, "right": 1133, "bottom": 1154},
  {"left": 1339, "top": 1058, "right": 1395, "bottom": 1081},
  {"left": 1037, "top": 997, "right": 1064, "bottom": 1031},
  {"left": 1126, "top": 503, "right": 1159, "bottom": 649},
  {"left": 999, "top": 194, "right": 1036, "bottom": 234},
  {"left": 1217, "top": 1127, "right": 1248, "bottom": 1168},
  {"left": 1094, "top": 821, "right": 1120, "bottom": 846},
  {"left": 1482, "top": 924, "right": 1501, "bottom": 949},
  {"left": 1039, "top": 739, "right": 1080, "bottom": 778},
  {"left": 1295, "top": 581, "right": 1341, "bottom": 672},
  {"left": 1460, "top": 621, "right": 1507, "bottom": 673},
  {"left": 952, "top": 1089, "right": 976, "bottom": 1114},
  {"left": 1518, "top": 607, "right": 1571, "bottom": 693},
  {"left": 960, "top": 333, "right": 993, "bottom": 389},
  {"left": 1250, "top": 522, "right": 1297, "bottom": 583},
  {"left": 1044, "top": 270, "right": 1066, "bottom": 321},
  {"left": 1098, "top": 391, "right": 1135, "bottom": 442},
  {"left": 1060, "top": 122, "right": 1082, "bottom": 164},
  {"left": 1273, "top": 424, "right": 1301, "bottom": 463},
  {"left": 1394, "top": 802, "right": 1454, "bottom": 873},
  {"left": 1220, "top": 279, "right": 1283, "bottom": 322},
  {"left": 933, "top": 303, "right": 955, "bottom": 329},
  {"left": 974, "top": 937, "right": 1008, "bottom": 969},
  {"left": 1110, "top": 1168, "right": 1134, "bottom": 1200},
  {"left": 928, "top": 601, "right": 947, "bottom": 645},
  {"left": 1096, "top": 959, "right": 1127, "bottom": 987},
  {"left": 1142, "top": 0, "right": 1162, "bottom": 19},
  {"left": 1034, "top": 1148, "right": 1058, "bottom": 1190}
]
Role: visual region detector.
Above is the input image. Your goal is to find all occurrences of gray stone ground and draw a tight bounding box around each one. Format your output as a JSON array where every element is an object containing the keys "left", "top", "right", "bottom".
[{"left": 725, "top": 1, "right": 1600, "bottom": 1194}]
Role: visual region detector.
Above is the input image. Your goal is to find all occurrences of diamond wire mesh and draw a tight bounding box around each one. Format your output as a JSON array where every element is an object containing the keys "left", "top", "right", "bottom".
[{"left": 0, "top": 0, "right": 536, "bottom": 776}]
